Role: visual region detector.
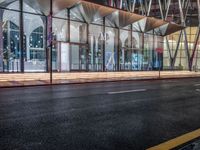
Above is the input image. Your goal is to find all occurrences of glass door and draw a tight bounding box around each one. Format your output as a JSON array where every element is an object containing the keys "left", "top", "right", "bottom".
[{"left": 70, "top": 44, "right": 87, "bottom": 71}]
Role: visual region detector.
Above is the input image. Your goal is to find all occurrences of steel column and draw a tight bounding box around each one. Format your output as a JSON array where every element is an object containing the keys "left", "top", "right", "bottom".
[
  {"left": 158, "top": 0, "right": 164, "bottom": 19},
  {"left": 19, "top": 0, "right": 24, "bottom": 72},
  {"left": 189, "top": 0, "right": 200, "bottom": 70},
  {"left": 86, "top": 23, "right": 89, "bottom": 71},
  {"left": 102, "top": 17, "right": 105, "bottom": 71},
  {"left": 117, "top": 28, "right": 120, "bottom": 71},
  {"left": 165, "top": 0, "right": 171, "bottom": 20},
  {"left": 147, "top": 0, "right": 153, "bottom": 16},
  {"left": 49, "top": 0, "right": 53, "bottom": 83}
]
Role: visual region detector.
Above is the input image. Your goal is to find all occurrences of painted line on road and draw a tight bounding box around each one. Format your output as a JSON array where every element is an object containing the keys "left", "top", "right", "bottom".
[
  {"left": 146, "top": 128, "right": 200, "bottom": 150},
  {"left": 107, "top": 89, "right": 146, "bottom": 94}
]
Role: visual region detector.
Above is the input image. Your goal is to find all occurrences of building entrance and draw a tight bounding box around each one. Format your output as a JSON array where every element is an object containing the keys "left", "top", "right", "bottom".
[{"left": 70, "top": 44, "right": 88, "bottom": 71}]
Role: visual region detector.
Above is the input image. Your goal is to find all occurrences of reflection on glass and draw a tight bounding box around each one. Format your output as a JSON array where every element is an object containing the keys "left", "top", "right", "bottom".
[
  {"left": 119, "top": 30, "right": 131, "bottom": 70},
  {"left": 143, "top": 34, "right": 154, "bottom": 70},
  {"left": 53, "top": 9, "right": 68, "bottom": 19},
  {"left": 70, "top": 21, "right": 87, "bottom": 43},
  {"left": 0, "top": 0, "right": 197, "bottom": 73},
  {"left": 154, "top": 36, "right": 164, "bottom": 70},
  {"left": 0, "top": 9, "right": 20, "bottom": 72},
  {"left": 71, "top": 45, "right": 87, "bottom": 71},
  {"left": 23, "top": 6, "right": 46, "bottom": 72},
  {"left": 53, "top": 18, "right": 68, "bottom": 42},
  {"left": 132, "top": 32, "right": 142, "bottom": 70},
  {"left": 105, "top": 27, "right": 118, "bottom": 71},
  {"left": 119, "top": 31, "right": 142, "bottom": 71},
  {"left": 89, "top": 24, "right": 103, "bottom": 71},
  {"left": 52, "top": 42, "right": 70, "bottom": 72},
  {"left": 164, "top": 30, "right": 189, "bottom": 70}
]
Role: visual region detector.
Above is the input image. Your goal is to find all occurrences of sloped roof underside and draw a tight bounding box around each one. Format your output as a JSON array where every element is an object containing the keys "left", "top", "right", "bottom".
[{"left": 0, "top": 0, "right": 184, "bottom": 36}]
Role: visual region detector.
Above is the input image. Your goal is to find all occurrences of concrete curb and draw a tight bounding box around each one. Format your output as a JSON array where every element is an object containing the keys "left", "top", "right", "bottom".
[{"left": 1, "top": 75, "right": 200, "bottom": 89}]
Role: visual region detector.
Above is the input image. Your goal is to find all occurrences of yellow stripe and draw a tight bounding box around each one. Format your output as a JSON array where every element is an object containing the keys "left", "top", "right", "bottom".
[{"left": 147, "top": 128, "right": 200, "bottom": 150}]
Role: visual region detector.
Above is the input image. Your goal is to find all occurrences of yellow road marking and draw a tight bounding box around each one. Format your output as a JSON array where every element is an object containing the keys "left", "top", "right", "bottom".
[{"left": 147, "top": 128, "right": 200, "bottom": 150}]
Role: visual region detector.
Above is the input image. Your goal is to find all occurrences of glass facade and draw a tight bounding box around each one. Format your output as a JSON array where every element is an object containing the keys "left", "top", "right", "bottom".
[
  {"left": 0, "top": 9, "right": 20, "bottom": 72},
  {"left": 88, "top": 24, "right": 103, "bottom": 71},
  {"left": 163, "top": 27, "right": 200, "bottom": 71},
  {"left": 0, "top": 0, "right": 199, "bottom": 74},
  {"left": 0, "top": 1, "right": 47, "bottom": 72}
]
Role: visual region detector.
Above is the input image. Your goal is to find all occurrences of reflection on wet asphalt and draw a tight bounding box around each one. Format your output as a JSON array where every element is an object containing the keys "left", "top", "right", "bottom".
[{"left": 1, "top": 78, "right": 200, "bottom": 150}]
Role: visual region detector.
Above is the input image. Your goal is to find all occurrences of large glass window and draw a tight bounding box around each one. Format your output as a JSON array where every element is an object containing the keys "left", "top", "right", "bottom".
[
  {"left": 89, "top": 24, "right": 103, "bottom": 71},
  {"left": 1, "top": 0, "right": 197, "bottom": 74},
  {"left": 119, "top": 29, "right": 131, "bottom": 70},
  {"left": 23, "top": 0, "right": 46, "bottom": 15},
  {"left": 154, "top": 35, "right": 164, "bottom": 70},
  {"left": 70, "top": 21, "right": 87, "bottom": 43},
  {"left": 119, "top": 30, "right": 144, "bottom": 71},
  {"left": 23, "top": 12, "right": 46, "bottom": 72},
  {"left": 143, "top": 34, "right": 154, "bottom": 70},
  {"left": 0, "top": 9, "right": 20, "bottom": 72},
  {"left": 52, "top": 42, "right": 70, "bottom": 72},
  {"left": 164, "top": 30, "right": 189, "bottom": 70},
  {"left": 70, "top": 45, "right": 87, "bottom": 71},
  {"left": 105, "top": 27, "right": 118, "bottom": 71},
  {"left": 52, "top": 17, "right": 69, "bottom": 72},
  {"left": 194, "top": 45, "right": 200, "bottom": 71},
  {"left": 53, "top": 9, "right": 68, "bottom": 19},
  {"left": 53, "top": 18, "right": 68, "bottom": 42},
  {"left": 132, "top": 32, "right": 142, "bottom": 70}
]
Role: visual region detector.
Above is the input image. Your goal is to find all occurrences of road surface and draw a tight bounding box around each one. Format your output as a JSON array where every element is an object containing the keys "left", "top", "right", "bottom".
[{"left": 1, "top": 78, "right": 200, "bottom": 150}]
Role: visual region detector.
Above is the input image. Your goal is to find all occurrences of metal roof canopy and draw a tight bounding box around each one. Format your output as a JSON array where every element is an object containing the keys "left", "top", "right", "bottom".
[
  {"left": 165, "top": 23, "right": 185, "bottom": 35},
  {"left": 70, "top": 1, "right": 116, "bottom": 23},
  {"left": 23, "top": 0, "right": 80, "bottom": 15},
  {"left": 132, "top": 17, "right": 167, "bottom": 33},
  {"left": 150, "top": 22, "right": 185, "bottom": 36},
  {"left": 23, "top": 0, "right": 50, "bottom": 15},
  {"left": 105, "top": 10, "right": 144, "bottom": 28},
  {"left": 0, "top": 0, "right": 185, "bottom": 36}
]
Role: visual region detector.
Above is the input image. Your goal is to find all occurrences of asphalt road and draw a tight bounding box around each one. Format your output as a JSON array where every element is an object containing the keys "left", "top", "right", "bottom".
[{"left": 1, "top": 78, "right": 200, "bottom": 150}]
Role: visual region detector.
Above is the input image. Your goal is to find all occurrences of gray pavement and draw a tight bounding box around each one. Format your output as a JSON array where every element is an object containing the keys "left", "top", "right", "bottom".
[{"left": 1, "top": 78, "right": 200, "bottom": 150}]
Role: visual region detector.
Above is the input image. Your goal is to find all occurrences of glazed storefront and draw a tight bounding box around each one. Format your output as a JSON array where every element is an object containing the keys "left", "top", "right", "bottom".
[{"left": 0, "top": 0, "right": 184, "bottom": 73}]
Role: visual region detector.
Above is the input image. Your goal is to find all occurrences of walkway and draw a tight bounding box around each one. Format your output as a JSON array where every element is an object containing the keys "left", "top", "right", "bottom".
[{"left": 0, "top": 71, "right": 200, "bottom": 87}]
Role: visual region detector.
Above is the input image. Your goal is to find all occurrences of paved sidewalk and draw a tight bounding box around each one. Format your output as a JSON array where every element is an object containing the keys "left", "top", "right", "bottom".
[{"left": 0, "top": 71, "right": 200, "bottom": 87}]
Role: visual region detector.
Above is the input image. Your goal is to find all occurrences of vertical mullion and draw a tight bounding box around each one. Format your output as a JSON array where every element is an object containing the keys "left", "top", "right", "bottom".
[
  {"left": 142, "top": 33, "right": 144, "bottom": 70},
  {"left": 19, "top": 0, "right": 24, "bottom": 72},
  {"left": 86, "top": 23, "right": 89, "bottom": 71},
  {"left": 45, "top": 16, "right": 48, "bottom": 72},
  {"left": 67, "top": 9, "right": 71, "bottom": 71},
  {"left": 131, "top": 25, "right": 133, "bottom": 71},
  {"left": 103, "top": 17, "right": 105, "bottom": 71},
  {"left": 0, "top": 10, "right": 3, "bottom": 72},
  {"left": 67, "top": 9, "right": 70, "bottom": 43},
  {"left": 49, "top": 0, "right": 53, "bottom": 83},
  {"left": 117, "top": 28, "right": 120, "bottom": 71}
]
